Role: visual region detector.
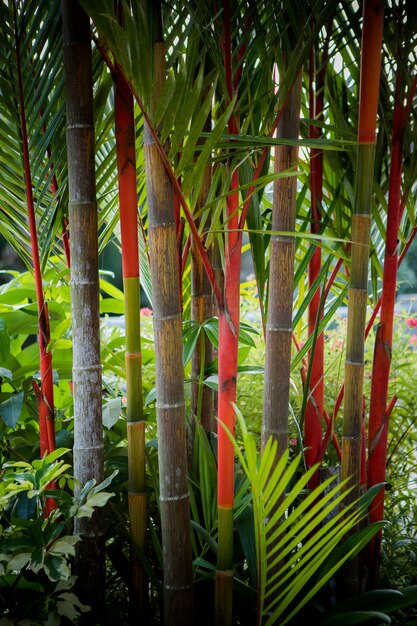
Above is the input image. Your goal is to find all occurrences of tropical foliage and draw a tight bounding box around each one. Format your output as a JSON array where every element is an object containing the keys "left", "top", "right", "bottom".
[{"left": 0, "top": 0, "right": 417, "bottom": 625}]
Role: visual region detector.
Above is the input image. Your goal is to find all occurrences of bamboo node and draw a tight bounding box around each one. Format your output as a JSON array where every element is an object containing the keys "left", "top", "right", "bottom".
[
  {"left": 156, "top": 401, "right": 185, "bottom": 410},
  {"left": 68, "top": 200, "right": 95, "bottom": 207},
  {"left": 154, "top": 312, "right": 182, "bottom": 322},
  {"left": 159, "top": 492, "right": 189, "bottom": 502},
  {"left": 67, "top": 123, "right": 94, "bottom": 130},
  {"left": 148, "top": 221, "right": 174, "bottom": 230},
  {"left": 126, "top": 351, "right": 142, "bottom": 360},
  {"left": 164, "top": 583, "right": 193, "bottom": 591},
  {"left": 127, "top": 420, "right": 146, "bottom": 428},
  {"left": 266, "top": 325, "right": 292, "bottom": 332},
  {"left": 215, "top": 569, "right": 233, "bottom": 578},
  {"left": 128, "top": 490, "right": 147, "bottom": 498},
  {"left": 345, "top": 359, "right": 364, "bottom": 367},
  {"left": 73, "top": 444, "right": 104, "bottom": 451},
  {"left": 72, "top": 364, "right": 102, "bottom": 372},
  {"left": 70, "top": 279, "right": 98, "bottom": 286}
]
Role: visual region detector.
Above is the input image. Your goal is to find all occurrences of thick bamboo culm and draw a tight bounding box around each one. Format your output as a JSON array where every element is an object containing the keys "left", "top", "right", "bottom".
[
  {"left": 143, "top": 31, "right": 194, "bottom": 626},
  {"left": 61, "top": 0, "right": 105, "bottom": 618},
  {"left": 262, "top": 71, "right": 303, "bottom": 458},
  {"left": 114, "top": 64, "right": 147, "bottom": 618}
]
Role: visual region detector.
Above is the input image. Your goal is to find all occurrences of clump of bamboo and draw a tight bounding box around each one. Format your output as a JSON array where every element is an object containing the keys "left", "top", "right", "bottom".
[
  {"left": 62, "top": 0, "right": 105, "bottom": 617},
  {"left": 114, "top": 63, "right": 147, "bottom": 618},
  {"left": 341, "top": 0, "right": 384, "bottom": 595}
]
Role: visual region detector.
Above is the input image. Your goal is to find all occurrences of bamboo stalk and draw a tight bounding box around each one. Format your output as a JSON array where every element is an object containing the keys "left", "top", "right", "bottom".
[
  {"left": 262, "top": 70, "right": 303, "bottom": 457},
  {"left": 114, "top": 62, "right": 147, "bottom": 620},
  {"left": 143, "top": 5, "right": 193, "bottom": 622},
  {"left": 341, "top": 0, "right": 384, "bottom": 596},
  {"left": 61, "top": 1, "right": 105, "bottom": 618}
]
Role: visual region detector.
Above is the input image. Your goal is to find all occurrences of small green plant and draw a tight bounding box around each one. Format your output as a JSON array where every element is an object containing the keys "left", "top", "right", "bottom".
[{"left": 0, "top": 449, "right": 116, "bottom": 624}]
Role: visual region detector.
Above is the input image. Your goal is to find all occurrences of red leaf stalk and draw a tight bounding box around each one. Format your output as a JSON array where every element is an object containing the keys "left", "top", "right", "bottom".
[
  {"left": 13, "top": 1, "right": 55, "bottom": 459},
  {"left": 216, "top": 4, "right": 241, "bottom": 622},
  {"left": 367, "top": 71, "right": 405, "bottom": 576},
  {"left": 305, "top": 46, "right": 324, "bottom": 478}
]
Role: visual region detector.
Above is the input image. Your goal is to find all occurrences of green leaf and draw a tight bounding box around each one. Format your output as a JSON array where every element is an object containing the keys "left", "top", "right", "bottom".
[
  {"left": 183, "top": 323, "right": 201, "bottom": 366},
  {"left": 203, "top": 375, "right": 218, "bottom": 391},
  {"left": 0, "top": 318, "right": 10, "bottom": 361},
  {"left": 49, "top": 536, "right": 80, "bottom": 557},
  {"left": 0, "top": 391, "right": 24, "bottom": 429},
  {"left": 7, "top": 552, "right": 31, "bottom": 571},
  {"left": 102, "top": 397, "right": 122, "bottom": 429},
  {"left": 320, "top": 610, "right": 392, "bottom": 625},
  {"left": 56, "top": 592, "right": 90, "bottom": 620},
  {"left": 0, "top": 367, "right": 12, "bottom": 380},
  {"left": 44, "top": 555, "right": 70, "bottom": 581}
]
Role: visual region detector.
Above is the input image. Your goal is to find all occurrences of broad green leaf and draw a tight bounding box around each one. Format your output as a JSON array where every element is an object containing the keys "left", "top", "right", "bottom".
[
  {"left": 102, "top": 397, "right": 122, "bottom": 429},
  {"left": 0, "top": 391, "right": 24, "bottom": 429},
  {"left": 0, "top": 318, "right": 10, "bottom": 361}
]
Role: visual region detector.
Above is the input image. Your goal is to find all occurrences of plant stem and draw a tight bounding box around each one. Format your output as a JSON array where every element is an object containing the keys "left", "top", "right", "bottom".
[
  {"left": 262, "top": 70, "right": 303, "bottom": 457},
  {"left": 62, "top": 0, "right": 105, "bottom": 617},
  {"left": 341, "top": 0, "right": 384, "bottom": 595},
  {"left": 143, "top": 4, "right": 194, "bottom": 622},
  {"left": 114, "top": 61, "right": 147, "bottom": 620},
  {"left": 13, "top": 0, "right": 56, "bottom": 463}
]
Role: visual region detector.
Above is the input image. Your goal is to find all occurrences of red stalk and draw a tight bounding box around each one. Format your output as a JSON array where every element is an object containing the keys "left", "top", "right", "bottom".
[
  {"left": 115, "top": 66, "right": 140, "bottom": 278},
  {"left": 217, "top": 0, "right": 241, "bottom": 513},
  {"left": 357, "top": 1, "right": 385, "bottom": 144},
  {"left": 305, "top": 46, "right": 323, "bottom": 476},
  {"left": 367, "top": 70, "right": 406, "bottom": 574},
  {"left": 305, "top": 22, "right": 334, "bottom": 478},
  {"left": 13, "top": 1, "right": 56, "bottom": 462}
]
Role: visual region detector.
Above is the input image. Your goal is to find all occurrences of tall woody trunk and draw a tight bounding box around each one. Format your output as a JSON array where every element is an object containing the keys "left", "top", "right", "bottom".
[
  {"left": 143, "top": 5, "right": 194, "bottom": 625},
  {"left": 62, "top": 1, "right": 105, "bottom": 618},
  {"left": 114, "top": 64, "right": 147, "bottom": 619},
  {"left": 341, "top": 0, "right": 384, "bottom": 595},
  {"left": 262, "top": 71, "right": 303, "bottom": 457},
  {"left": 13, "top": 1, "right": 56, "bottom": 464},
  {"left": 367, "top": 70, "right": 416, "bottom": 584}
]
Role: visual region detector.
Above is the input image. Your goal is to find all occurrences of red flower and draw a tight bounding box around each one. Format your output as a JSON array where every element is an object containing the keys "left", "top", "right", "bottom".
[
  {"left": 406, "top": 318, "right": 417, "bottom": 328},
  {"left": 140, "top": 307, "right": 153, "bottom": 317}
]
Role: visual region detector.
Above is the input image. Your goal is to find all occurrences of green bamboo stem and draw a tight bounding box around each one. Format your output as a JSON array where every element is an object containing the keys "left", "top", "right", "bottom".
[
  {"left": 143, "top": 14, "right": 194, "bottom": 622},
  {"left": 62, "top": 1, "right": 105, "bottom": 618}
]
